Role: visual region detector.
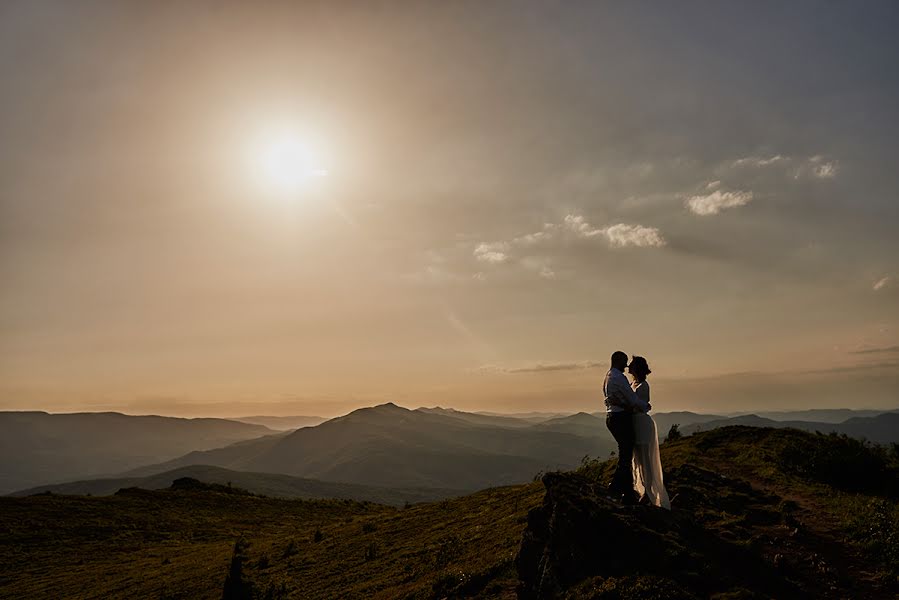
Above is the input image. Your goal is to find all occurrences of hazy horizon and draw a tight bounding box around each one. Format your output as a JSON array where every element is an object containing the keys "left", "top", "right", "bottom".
[{"left": 2, "top": 2, "right": 898, "bottom": 417}]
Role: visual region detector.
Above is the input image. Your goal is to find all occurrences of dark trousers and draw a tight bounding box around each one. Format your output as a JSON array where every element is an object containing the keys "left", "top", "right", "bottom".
[{"left": 606, "top": 412, "right": 636, "bottom": 497}]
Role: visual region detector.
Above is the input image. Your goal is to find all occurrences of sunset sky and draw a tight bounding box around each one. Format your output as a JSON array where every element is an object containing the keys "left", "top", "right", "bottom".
[{"left": 2, "top": 2, "right": 898, "bottom": 417}]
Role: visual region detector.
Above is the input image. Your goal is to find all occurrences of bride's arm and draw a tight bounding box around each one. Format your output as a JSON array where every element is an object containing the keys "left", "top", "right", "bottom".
[{"left": 636, "top": 383, "right": 651, "bottom": 413}]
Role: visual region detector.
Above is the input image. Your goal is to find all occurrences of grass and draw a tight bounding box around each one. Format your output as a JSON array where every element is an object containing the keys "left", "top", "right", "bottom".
[{"left": 0, "top": 480, "right": 544, "bottom": 599}]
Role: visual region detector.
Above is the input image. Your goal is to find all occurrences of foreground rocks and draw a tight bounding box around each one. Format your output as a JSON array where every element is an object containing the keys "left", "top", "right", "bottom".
[{"left": 515, "top": 467, "right": 807, "bottom": 599}]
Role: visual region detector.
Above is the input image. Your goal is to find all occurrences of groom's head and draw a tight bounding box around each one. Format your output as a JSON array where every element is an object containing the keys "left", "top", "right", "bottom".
[{"left": 611, "top": 351, "right": 628, "bottom": 371}]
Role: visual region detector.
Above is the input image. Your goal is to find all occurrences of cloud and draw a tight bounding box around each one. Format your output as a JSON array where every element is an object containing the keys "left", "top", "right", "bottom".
[
  {"left": 790, "top": 155, "right": 838, "bottom": 180},
  {"left": 873, "top": 276, "right": 890, "bottom": 291},
  {"left": 732, "top": 155, "right": 785, "bottom": 168},
  {"left": 726, "top": 154, "right": 837, "bottom": 180},
  {"left": 562, "top": 215, "right": 666, "bottom": 247},
  {"left": 473, "top": 215, "right": 666, "bottom": 275},
  {"left": 484, "top": 361, "right": 604, "bottom": 373},
  {"left": 602, "top": 223, "right": 666, "bottom": 247},
  {"left": 706, "top": 180, "right": 721, "bottom": 190},
  {"left": 562, "top": 214, "right": 604, "bottom": 237},
  {"left": 513, "top": 225, "right": 555, "bottom": 246},
  {"left": 473, "top": 242, "right": 510, "bottom": 264},
  {"left": 849, "top": 345, "right": 899, "bottom": 355},
  {"left": 809, "top": 156, "right": 838, "bottom": 179},
  {"left": 520, "top": 256, "right": 556, "bottom": 279},
  {"left": 686, "top": 189, "right": 753, "bottom": 216}
]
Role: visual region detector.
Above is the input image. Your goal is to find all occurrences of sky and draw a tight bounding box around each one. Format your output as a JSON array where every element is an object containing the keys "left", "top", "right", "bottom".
[{"left": 1, "top": 1, "right": 898, "bottom": 418}]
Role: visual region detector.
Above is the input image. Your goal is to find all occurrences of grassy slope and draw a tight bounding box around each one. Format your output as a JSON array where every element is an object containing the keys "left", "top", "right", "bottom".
[
  {"left": 658, "top": 426, "right": 899, "bottom": 594},
  {"left": 10, "top": 464, "right": 469, "bottom": 506},
  {"left": 1, "top": 426, "right": 896, "bottom": 599},
  {"left": 0, "top": 482, "right": 544, "bottom": 599}
]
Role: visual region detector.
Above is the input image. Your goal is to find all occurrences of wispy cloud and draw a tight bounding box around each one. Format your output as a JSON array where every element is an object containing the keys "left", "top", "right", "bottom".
[
  {"left": 732, "top": 155, "right": 785, "bottom": 168},
  {"left": 561, "top": 215, "right": 666, "bottom": 247},
  {"left": 602, "top": 223, "right": 666, "bottom": 248},
  {"left": 473, "top": 214, "right": 666, "bottom": 275},
  {"left": 849, "top": 345, "right": 899, "bottom": 355},
  {"left": 808, "top": 155, "right": 838, "bottom": 179},
  {"left": 520, "top": 256, "right": 556, "bottom": 279},
  {"left": 562, "top": 214, "right": 604, "bottom": 237},
  {"left": 686, "top": 189, "right": 753, "bottom": 216},
  {"left": 726, "top": 154, "right": 838, "bottom": 180},
  {"left": 483, "top": 361, "right": 604, "bottom": 373},
  {"left": 473, "top": 242, "right": 510, "bottom": 264},
  {"left": 873, "top": 276, "right": 891, "bottom": 291}
]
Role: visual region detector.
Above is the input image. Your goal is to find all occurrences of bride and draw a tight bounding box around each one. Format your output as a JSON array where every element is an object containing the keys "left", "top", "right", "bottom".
[{"left": 628, "top": 356, "right": 671, "bottom": 509}]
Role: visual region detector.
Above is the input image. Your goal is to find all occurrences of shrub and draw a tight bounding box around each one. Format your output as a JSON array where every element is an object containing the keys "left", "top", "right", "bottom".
[
  {"left": 364, "top": 541, "right": 379, "bottom": 561},
  {"left": 778, "top": 432, "right": 897, "bottom": 496},
  {"left": 282, "top": 540, "right": 298, "bottom": 558},
  {"left": 666, "top": 423, "right": 682, "bottom": 442}
]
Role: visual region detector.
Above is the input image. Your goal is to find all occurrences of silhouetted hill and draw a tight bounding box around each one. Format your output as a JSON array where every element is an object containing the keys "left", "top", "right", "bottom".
[
  {"left": 2, "top": 426, "right": 895, "bottom": 598},
  {"left": 11, "top": 464, "right": 465, "bottom": 506},
  {"left": 123, "top": 402, "right": 617, "bottom": 489},
  {"left": 681, "top": 412, "right": 899, "bottom": 444},
  {"left": 0, "top": 411, "right": 276, "bottom": 494},
  {"left": 752, "top": 408, "right": 897, "bottom": 423},
  {"left": 838, "top": 412, "right": 899, "bottom": 444},
  {"left": 230, "top": 415, "right": 328, "bottom": 430},
  {"left": 415, "top": 406, "right": 537, "bottom": 428},
  {"left": 649, "top": 410, "right": 727, "bottom": 437},
  {"left": 530, "top": 412, "right": 607, "bottom": 438},
  {"left": 473, "top": 410, "right": 573, "bottom": 423}
]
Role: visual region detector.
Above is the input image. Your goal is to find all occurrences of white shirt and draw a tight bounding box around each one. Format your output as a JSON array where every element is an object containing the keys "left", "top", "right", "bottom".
[{"left": 603, "top": 367, "right": 648, "bottom": 413}]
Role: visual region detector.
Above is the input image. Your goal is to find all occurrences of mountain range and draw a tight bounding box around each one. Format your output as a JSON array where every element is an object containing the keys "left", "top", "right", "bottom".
[
  {"left": 0, "top": 411, "right": 275, "bottom": 494},
  {"left": 120, "top": 403, "right": 618, "bottom": 490},
  {"left": 4, "top": 405, "right": 897, "bottom": 498},
  {"left": 680, "top": 411, "right": 899, "bottom": 444}
]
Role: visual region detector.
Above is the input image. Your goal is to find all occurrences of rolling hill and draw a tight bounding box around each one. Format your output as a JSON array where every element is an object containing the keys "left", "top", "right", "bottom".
[
  {"left": 10, "top": 465, "right": 465, "bottom": 506},
  {"left": 752, "top": 408, "right": 896, "bottom": 423},
  {"left": 681, "top": 411, "right": 899, "bottom": 444},
  {"left": 0, "top": 411, "right": 276, "bottom": 494}
]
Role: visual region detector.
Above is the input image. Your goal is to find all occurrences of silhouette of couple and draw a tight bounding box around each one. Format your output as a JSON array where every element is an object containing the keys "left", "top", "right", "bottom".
[{"left": 603, "top": 351, "right": 671, "bottom": 509}]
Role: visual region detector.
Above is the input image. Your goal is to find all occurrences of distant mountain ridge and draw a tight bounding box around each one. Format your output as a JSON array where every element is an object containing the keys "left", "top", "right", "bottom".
[
  {"left": 230, "top": 415, "right": 327, "bottom": 430},
  {"left": 0, "top": 411, "right": 276, "bottom": 494},
  {"left": 681, "top": 411, "right": 899, "bottom": 444},
  {"left": 4, "top": 405, "right": 896, "bottom": 497},
  {"left": 122, "top": 403, "right": 618, "bottom": 490}
]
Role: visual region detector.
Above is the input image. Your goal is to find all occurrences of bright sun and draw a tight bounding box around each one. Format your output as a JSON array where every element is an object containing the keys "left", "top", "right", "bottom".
[{"left": 252, "top": 130, "right": 329, "bottom": 194}]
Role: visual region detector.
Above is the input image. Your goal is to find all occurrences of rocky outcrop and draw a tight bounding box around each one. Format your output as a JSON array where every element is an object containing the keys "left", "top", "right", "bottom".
[{"left": 515, "top": 466, "right": 807, "bottom": 599}]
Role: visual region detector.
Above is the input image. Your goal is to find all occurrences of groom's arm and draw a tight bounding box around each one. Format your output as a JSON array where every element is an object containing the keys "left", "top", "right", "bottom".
[{"left": 611, "top": 372, "right": 643, "bottom": 411}]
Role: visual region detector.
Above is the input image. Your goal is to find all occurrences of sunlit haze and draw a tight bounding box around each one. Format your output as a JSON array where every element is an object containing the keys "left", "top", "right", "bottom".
[{"left": 1, "top": 2, "right": 897, "bottom": 418}]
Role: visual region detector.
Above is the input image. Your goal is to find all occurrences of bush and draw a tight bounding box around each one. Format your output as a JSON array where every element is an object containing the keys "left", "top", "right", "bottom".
[
  {"left": 778, "top": 432, "right": 897, "bottom": 496},
  {"left": 666, "top": 423, "right": 682, "bottom": 442}
]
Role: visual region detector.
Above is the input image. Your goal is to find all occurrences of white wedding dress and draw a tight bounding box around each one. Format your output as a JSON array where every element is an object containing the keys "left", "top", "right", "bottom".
[{"left": 631, "top": 380, "right": 671, "bottom": 509}]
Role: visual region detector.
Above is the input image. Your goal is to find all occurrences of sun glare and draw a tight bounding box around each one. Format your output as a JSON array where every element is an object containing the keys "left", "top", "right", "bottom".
[{"left": 252, "top": 130, "right": 329, "bottom": 194}]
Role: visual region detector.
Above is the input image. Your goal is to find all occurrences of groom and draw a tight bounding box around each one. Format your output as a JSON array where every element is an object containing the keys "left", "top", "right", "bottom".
[{"left": 603, "top": 350, "right": 649, "bottom": 504}]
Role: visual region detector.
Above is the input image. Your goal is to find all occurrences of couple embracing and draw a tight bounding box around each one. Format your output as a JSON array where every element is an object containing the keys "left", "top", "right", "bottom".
[{"left": 602, "top": 350, "right": 671, "bottom": 509}]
